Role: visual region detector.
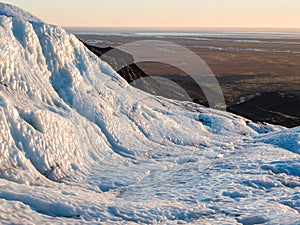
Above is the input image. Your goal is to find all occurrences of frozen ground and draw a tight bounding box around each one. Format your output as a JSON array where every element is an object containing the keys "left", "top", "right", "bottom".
[{"left": 0, "top": 3, "right": 299, "bottom": 224}]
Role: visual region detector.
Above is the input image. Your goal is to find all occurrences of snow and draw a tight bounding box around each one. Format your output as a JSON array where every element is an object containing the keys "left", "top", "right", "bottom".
[
  {"left": 0, "top": 2, "right": 299, "bottom": 224},
  {"left": 255, "top": 126, "right": 300, "bottom": 153},
  {"left": 0, "top": 3, "right": 42, "bottom": 23}
]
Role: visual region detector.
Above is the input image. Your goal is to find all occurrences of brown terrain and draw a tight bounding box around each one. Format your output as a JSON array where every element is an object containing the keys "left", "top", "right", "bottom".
[{"left": 77, "top": 33, "right": 300, "bottom": 128}]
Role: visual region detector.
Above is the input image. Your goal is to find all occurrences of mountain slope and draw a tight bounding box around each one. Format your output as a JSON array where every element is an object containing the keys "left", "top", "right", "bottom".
[{"left": 0, "top": 3, "right": 299, "bottom": 224}]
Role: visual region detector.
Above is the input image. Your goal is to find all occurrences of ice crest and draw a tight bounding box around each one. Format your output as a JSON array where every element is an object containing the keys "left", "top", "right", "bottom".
[{"left": 0, "top": 3, "right": 42, "bottom": 23}]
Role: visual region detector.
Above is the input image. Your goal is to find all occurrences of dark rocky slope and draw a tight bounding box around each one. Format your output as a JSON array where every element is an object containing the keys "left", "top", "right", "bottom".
[
  {"left": 227, "top": 91, "right": 300, "bottom": 128},
  {"left": 82, "top": 41, "right": 300, "bottom": 128},
  {"left": 82, "top": 41, "right": 208, "bottom": 104},
  {"left": 82, "top": 42, "right": 147, "bottom": 83}
]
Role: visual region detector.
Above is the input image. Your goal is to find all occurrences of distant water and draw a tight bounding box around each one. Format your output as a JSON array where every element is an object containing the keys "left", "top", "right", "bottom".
[
  {"left": 66, "top": 27, "right": 300, "bottom": 40},
  {"left": 67, "top": 27, "right": 300, "bottom": 54}
]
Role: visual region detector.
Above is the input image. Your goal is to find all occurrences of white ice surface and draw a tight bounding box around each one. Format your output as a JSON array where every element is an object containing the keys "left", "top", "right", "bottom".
[{"left": 0, "top": 3, "right": 299, "bottom": 224}]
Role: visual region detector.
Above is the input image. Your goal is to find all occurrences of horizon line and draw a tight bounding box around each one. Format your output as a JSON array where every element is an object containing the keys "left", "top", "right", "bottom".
[{"left": 64, "top": 26, "right": 300, "bottom": 32}]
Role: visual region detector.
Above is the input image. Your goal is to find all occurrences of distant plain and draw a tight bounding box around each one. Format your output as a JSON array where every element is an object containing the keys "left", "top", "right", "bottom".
[{"left": 75, "top": 31, "right": 300, "bottom": 127}]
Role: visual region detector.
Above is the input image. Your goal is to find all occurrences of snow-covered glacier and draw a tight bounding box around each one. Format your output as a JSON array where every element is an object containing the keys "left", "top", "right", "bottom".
[{"left": 0, "top": 3, "right": 299, "bottom": 224}]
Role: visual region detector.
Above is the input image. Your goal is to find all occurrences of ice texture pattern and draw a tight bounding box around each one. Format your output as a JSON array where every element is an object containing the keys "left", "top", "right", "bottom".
[{"left": 0, "top": 3, "right": 299, "bottom": 224}]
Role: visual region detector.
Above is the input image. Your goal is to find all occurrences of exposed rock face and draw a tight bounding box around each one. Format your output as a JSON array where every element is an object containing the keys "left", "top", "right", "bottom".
[{"left": 82, "top": 42, "right": 147, "bottom": 83}]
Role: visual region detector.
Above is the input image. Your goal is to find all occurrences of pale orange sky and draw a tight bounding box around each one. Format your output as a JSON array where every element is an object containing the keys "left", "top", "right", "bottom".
[{"left": 1, "top": 0, "right": 300, "bottom": 29}]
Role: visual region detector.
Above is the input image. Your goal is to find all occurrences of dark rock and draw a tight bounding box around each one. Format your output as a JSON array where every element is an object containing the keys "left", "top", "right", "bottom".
[
  {"left": 82, "top": 40, "right": 300, "bottom": 128},
  {"left": 227, "top": 91, "right": 300, "bottom": 128}
]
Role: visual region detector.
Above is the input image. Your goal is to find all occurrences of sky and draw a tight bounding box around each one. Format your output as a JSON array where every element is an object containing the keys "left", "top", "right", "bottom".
[{"left": 1, "top": 0, "right": 300, "bottom": 29}]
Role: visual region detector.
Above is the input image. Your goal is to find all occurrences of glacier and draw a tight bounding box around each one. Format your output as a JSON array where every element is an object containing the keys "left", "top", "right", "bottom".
[{"left": 0, "top": 3, "right": 299, "bottom": 224}]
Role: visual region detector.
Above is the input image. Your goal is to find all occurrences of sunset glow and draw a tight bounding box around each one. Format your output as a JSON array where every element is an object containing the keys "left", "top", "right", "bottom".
[{"left": 2, "top": 0, "right": 300, "bottom": 29}]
